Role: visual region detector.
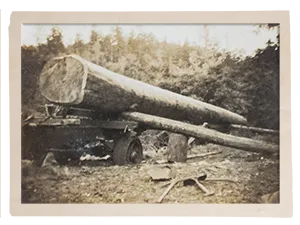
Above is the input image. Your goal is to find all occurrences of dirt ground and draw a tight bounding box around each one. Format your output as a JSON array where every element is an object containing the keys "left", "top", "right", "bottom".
[{"left": 21, "top": 132, "right": 279, "bottom": 204}]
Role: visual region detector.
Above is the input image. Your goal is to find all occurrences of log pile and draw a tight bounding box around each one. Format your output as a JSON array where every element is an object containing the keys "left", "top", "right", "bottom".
[{"left": 39, "top": 55, "right": 279, "bottom": 154}]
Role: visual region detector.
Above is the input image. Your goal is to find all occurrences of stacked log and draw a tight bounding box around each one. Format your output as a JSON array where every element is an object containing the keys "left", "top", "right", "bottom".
[{"left": 39, "top": 55, "right": 247, "bottom": 125}]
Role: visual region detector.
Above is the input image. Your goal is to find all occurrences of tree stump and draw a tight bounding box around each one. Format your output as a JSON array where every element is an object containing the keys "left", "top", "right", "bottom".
[{"left": 167, "top": 133, "right": 188, "bottom": 162}]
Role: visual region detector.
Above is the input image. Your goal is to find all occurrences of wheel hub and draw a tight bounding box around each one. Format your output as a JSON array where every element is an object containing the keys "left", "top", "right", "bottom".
[{"left": 130, "top": 151, "right": 138, "bottom": 162}]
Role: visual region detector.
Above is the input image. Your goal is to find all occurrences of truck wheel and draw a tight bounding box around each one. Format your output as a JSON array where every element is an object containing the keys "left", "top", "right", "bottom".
[{"left": 113, "top": 136, "right": 143, "bottom": 165}]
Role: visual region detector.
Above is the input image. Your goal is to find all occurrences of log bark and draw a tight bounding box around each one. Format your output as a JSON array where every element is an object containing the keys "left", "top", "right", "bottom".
[
  {"left": 121, "top": 112, "right": 279, "bottom": 154},
  {"left": 167, "top": 133, "right": 188, "bottom": 162},
  {"left": 39, "top": 55, "right": 247, "bottom": 125}
]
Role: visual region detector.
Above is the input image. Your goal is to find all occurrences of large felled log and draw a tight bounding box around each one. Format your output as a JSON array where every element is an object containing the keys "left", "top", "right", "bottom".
[
  {"left": 121, "top": 112, "right": 279, "bottom": 154},
  {"left": 39, "top": 55, "right": 247, "bottom": 125}
]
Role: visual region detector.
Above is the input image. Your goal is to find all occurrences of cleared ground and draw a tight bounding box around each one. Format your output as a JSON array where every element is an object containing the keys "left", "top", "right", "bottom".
[{"left": 21, "top": 138, "right": 279, "bottom": 204}]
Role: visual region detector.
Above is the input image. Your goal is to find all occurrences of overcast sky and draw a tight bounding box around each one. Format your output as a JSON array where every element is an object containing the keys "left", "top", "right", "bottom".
[{"left": 22, "top": 24, "right": 279, "bottom": 56}]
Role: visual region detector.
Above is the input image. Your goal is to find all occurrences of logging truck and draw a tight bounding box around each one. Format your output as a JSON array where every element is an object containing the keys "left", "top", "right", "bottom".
[
  {"left": 21, "top": 55, "right": 279, "bottom": 166},
  {"left": 22, "top": 105, "right": 146, "bottom": 166}
]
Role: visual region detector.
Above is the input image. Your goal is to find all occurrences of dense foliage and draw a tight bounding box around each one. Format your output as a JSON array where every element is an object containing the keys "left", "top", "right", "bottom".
[{"left": 21, "top": 26, "right": 279, "bottom": 129}]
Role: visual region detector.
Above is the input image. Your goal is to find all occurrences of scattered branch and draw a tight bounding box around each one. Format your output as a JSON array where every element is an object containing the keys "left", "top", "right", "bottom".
[
  {"left": 204, "top": 177, "right": 238, "bottom": 182},
  {"left": 187, "top": 150, "right": 222, "bottom": 159},
  {"left": 157, "top": 181, "right": 178, "bottom": 203}
]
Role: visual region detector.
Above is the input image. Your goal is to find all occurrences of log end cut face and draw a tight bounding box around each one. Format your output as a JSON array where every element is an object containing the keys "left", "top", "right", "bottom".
[{"left": 39, "top": 56, "right": 86, "bottom": 105}]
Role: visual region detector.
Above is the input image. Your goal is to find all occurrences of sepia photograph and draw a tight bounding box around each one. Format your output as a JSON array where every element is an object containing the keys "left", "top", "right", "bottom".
[{"left": 20, "top": 22, "right": 281, "bottom": 205}]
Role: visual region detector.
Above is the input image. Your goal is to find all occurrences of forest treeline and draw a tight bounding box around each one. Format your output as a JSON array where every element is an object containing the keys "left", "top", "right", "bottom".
[{"left": 21, "top": 26, "right": 279, "bottom": 129}]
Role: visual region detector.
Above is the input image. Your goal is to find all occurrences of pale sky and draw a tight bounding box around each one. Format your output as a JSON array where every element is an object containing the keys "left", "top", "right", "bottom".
[{"left": 22, "top": 24, "right": 279, "bottom": 56}]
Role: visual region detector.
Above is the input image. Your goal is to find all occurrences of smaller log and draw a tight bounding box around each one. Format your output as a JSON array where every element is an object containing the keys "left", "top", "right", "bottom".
[
  {"left": 230, "top": 124, "right": 279, "bottom": 134},
  {"left": 121, "top": 112, "right": 279, "bottom": 154}
]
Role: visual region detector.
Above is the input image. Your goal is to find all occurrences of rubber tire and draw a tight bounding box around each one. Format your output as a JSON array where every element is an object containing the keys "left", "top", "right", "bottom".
[{"left": 113, "top": 136, "right": 143, "bottom": 165}]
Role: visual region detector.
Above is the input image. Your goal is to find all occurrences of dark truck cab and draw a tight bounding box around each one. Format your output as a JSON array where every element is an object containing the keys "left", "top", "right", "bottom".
[{"left": 22, "top": 104, "right": 144, "bottom": 166}]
